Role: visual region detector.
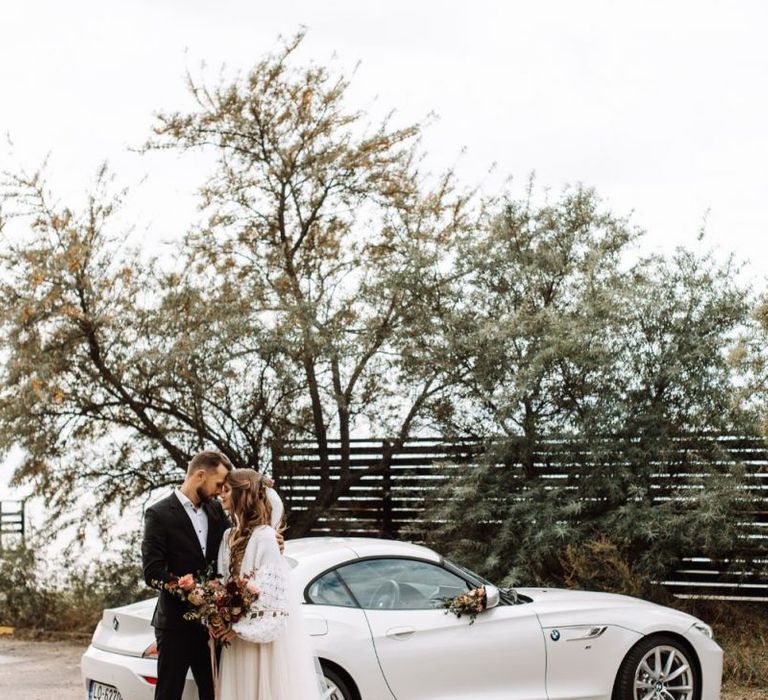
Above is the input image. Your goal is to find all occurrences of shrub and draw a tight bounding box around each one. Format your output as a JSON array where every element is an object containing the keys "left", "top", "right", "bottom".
[
  {"left": 0, "top": 534, "right": 153, "bottom": 633},
  {"left": 0, "top": 544, "right": 61, "bottom": 629},
  {"left": 560, "top": 534, "right": 647, "bottom": 598}
]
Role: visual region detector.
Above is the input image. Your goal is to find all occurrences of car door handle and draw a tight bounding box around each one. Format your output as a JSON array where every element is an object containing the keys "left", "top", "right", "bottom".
[{"left": 386, "top": 627, "right": 415, "bottom": 640}]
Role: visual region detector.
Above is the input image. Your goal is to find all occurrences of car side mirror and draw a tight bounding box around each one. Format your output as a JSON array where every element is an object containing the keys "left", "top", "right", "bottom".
[{"left": 485, "top": 584, "right": 500, "bottom": 610}]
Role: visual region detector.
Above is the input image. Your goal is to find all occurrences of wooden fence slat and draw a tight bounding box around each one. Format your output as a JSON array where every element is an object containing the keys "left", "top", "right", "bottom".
[{"left": 274, "top": 435, "right": 768, "bottom": 600}]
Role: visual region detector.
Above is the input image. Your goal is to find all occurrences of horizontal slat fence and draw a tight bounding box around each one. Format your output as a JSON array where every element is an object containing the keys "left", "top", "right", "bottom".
[
  {"left": 0, "top": 499, "right": 26, "bottom": 551},
  {"left": 273, "top": 436, "right": 768, "bottom": 601}
]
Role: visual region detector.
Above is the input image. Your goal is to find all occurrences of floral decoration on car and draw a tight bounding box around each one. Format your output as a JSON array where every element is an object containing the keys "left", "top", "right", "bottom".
[{"left": 438, "top": 586, "right": 487, "bottom": 624}]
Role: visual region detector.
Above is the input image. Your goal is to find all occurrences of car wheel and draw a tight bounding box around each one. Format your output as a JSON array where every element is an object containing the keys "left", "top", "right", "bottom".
[
  {"left": 323, "top": 666, "right": 355, "bottom": 700},
  {"left": 614, "top": 634, "right": 699, "bottom": 700}
]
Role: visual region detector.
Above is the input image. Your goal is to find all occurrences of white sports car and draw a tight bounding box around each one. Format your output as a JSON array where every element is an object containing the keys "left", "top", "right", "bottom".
[{"left": 81, "top": 537, "right": 722, "bottom": 700}]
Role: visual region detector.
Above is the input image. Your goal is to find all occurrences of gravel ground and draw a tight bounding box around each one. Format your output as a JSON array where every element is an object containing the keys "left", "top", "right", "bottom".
[
  {"left": 0, "top": 636, "right": 85, "bottom": 700},
  {"left": 0, "top": 636, "right": 761, "bottom": 699}
]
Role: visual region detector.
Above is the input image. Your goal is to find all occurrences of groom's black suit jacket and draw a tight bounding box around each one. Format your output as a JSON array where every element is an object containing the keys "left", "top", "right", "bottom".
[{"left": 141, "top": 492, "right": 230, "bottom": 630}]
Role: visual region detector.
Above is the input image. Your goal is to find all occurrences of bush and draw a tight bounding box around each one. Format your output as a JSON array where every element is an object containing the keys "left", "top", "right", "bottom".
[
  {"left": 0, "top": 535, "right": 154, "bottom": 633},
  {"left": 560, "top": 534, "right": 647, "bottom": 598},
  {"left": 0, "top": 545, "right": 61, "bottom": 629},
  {"left": 419, "top": 437, "right": 750, "bottom": 597}
]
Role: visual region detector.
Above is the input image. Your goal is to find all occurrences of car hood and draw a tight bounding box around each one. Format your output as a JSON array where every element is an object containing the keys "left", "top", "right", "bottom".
[{"left": 517, "top": 587, "right": 701, "bottom": 635}]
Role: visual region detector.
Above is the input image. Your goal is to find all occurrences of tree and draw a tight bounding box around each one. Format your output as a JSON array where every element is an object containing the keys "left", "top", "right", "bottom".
[
  {"left": 145, "top": 33, "right": 473, "bottom": 534},
  {"left": 2, "top": 34, "right": 755, "bottom": 563},
  {"left": 416, "top": 185, "right": 641, "bottom": 580},
  {"left": 730, "top": 293, "right": 768, "bottom": 437},
  {"left": 431, "top": 184, "right": 637, "bottom": 450},
  {"left": 0, "top": 35, "right": 472, "bottom": 535},
  {"left": 420, "top": 194, "right": 753, "bottom": 593},
  {"left": 584, "top": 248, "right": 753, "bottom": 591},
  {"left": 0, "top": 165, "right": 297, "bottom": 531}
]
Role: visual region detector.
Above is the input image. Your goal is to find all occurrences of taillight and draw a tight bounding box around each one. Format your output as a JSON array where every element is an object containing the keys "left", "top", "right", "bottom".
[
  {"left": 142, "top": 642, "right": 159, "bottom": 659},
  {"left": 142, "top": 676, "right": 158, "bottom": 685}
]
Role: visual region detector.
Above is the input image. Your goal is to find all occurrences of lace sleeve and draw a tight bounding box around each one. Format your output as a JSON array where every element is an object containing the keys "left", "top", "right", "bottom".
[
  {"left": 232, "top": 563, "right": 289, "bottom": 643},
  {"left": 231, "top": 527, "right": 289, "bottom": 643}
]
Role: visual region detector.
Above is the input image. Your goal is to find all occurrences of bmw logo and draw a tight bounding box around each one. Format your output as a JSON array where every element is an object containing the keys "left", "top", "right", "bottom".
[
  {"left": 550, "top": 629, "right": 560, "bottom": 641},
  {"left": 112, "top": 616, "right": 120, "bottom": 632}
]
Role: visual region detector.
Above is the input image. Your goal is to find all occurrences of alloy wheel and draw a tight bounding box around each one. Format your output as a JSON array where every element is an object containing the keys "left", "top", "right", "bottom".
[
  {"left": 322, "top": 669, "right": 354, "bottom": 700},
  {"left": 632, "top": 644, "right": 695, "bottom": 700},
  {"left": 324, "top": 676, "right": 342, "bottom": 700}
]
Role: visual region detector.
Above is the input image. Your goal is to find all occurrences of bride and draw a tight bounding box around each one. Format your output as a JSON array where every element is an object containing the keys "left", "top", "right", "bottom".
[{"left": 217, "top": 468, "right": 328, "bottom": 700}]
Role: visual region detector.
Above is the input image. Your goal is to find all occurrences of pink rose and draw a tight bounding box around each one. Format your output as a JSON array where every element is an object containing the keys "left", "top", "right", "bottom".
[
  {"left": 178, "top": 574, "right": 195, "bottom": 591},
  {"left": 246, "top": 580, "right": 260, "bottom": 596}
]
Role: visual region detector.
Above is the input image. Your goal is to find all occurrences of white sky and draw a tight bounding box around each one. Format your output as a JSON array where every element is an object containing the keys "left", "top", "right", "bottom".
[{"left": 2, "top": 0, "right": 768, "bottom": 508}]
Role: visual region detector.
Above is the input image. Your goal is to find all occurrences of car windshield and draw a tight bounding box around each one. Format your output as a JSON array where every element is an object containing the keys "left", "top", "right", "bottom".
[{"left": 443, "top": 558, "right": 494, "bottom": 586}]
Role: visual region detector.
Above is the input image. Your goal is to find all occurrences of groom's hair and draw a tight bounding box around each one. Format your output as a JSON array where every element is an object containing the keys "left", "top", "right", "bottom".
[{"left": 187, "top": 450, "right": 234, "bottom": 475}]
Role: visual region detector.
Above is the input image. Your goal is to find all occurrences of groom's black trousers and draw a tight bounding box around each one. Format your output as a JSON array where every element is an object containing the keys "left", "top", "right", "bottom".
[{"left": 154, "top": 625, "right": 214, "bottom": 700}]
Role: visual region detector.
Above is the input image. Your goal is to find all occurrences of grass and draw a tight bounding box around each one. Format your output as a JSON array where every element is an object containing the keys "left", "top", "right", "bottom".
[{"left": 675, "top": 599, "right": 768, "bottom": 687}]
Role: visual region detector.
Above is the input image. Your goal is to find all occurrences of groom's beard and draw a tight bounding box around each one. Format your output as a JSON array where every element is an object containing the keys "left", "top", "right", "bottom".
[{"left": 196, "top": 486, "right": 214, "bottom": 504}]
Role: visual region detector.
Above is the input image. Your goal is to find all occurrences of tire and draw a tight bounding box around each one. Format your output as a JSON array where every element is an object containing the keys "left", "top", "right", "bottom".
[
  {"left": 323, "top": 665, "right": 356, "bottom": 700},
  {"left": 614, "top": 634, "right": 700, "bottom": 700}
]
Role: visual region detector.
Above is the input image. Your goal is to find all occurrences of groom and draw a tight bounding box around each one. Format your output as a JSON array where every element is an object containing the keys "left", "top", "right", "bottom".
[{"left": 142, "top": 450, "right": 232, "bottom": 700}]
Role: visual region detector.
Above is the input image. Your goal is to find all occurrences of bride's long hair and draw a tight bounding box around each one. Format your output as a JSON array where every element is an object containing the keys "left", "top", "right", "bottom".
[{"left": 226, "top": 468, "right": 272, "bottom": 577}]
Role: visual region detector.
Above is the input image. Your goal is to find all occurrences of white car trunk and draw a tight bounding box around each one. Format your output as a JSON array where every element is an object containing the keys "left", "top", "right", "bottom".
[{"left": 92, "top": 598, "right": 156, "bottom": 657}]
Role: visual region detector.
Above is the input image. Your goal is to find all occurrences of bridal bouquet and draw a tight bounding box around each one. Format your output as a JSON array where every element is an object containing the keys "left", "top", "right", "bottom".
[
  {"left": 157, "top": 570, "right": 261, "bottom": 642},
  {"left": 439, "top": 586, "right": 487, "bottom": 625}
]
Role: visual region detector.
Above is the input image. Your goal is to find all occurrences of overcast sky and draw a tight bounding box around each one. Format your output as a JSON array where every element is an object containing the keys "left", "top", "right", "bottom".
[{"left": 2, "top": 0, "right": 767, "bottom": 504}]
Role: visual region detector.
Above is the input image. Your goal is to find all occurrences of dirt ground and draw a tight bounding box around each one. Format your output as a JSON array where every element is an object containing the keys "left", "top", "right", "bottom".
[{"left": 0, "top": 636, "right": 762, "bottom": 699}]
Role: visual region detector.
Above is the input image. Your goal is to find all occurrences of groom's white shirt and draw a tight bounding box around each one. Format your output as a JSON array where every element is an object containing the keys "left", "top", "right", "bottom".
[{"left": 175, "top": 488, "right": 208, "bottom": 556}]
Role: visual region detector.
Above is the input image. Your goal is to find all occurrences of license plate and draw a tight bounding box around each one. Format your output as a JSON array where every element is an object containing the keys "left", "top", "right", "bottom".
[{"left": 88, "top": 681, "right": 123, "bottom": 700}]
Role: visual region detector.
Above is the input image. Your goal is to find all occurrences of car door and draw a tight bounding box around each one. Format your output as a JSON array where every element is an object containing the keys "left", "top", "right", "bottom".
[
  {"left": 335, "top": 557, "right": 547, "bottom": 700},
  {"left": 305, "top": 568, "right": 397, "bottom": 700}
]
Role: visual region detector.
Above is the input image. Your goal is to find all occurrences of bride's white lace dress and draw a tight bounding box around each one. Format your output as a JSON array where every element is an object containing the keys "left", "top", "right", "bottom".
[{"left": 216, "top": 524, "right": 326, "bottom": 699}]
